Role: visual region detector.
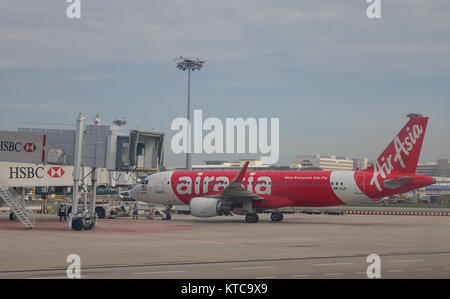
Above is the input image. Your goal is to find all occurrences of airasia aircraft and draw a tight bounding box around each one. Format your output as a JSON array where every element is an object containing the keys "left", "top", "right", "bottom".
[{"left": 130, "top": 116, "right": 434, "bottom": 223}]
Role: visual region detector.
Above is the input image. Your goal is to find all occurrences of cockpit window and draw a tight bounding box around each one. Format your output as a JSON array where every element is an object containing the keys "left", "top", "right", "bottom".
[{"left": 144, "top": 179, "right": 149, "bottom": 185}]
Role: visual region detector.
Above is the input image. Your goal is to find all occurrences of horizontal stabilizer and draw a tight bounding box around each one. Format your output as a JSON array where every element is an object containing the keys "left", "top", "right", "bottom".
[{"left": 383, "top": 176, "right": 414, "bottom": 190}]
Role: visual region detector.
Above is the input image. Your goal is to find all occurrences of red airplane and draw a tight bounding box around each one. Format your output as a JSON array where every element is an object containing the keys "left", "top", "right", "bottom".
[{"left": 130, "top": 116, "right": 434, "bottom": 223}]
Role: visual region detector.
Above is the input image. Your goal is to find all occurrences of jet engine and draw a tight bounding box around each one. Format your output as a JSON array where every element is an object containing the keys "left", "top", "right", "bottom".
[{"left": 189, "top": 197, "right": 229, "bottom": 218}]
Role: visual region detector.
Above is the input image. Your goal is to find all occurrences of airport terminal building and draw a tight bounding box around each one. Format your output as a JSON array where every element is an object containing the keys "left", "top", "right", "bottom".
[
  {"left": 417, "top": 159, "right": 450, "bottom": 178},
  {"left": 291, "top": 154, "right": 357, "bottom": 171},
  {"left": 191, "top": 160, "right": 272, "bottom": 171}
]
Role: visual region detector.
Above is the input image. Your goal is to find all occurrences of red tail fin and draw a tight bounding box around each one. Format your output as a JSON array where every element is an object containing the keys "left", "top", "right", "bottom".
[{"left": 365, "top": 116, "right": 428, "bottom": 174}]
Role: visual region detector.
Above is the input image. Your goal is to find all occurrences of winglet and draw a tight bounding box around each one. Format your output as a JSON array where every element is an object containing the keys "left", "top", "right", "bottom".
[{"left": 232, "top": 161, "right": 249, "bottom": 183}]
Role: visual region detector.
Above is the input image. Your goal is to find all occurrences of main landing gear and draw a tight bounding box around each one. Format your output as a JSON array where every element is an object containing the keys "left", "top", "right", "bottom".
[
  {"left": 245, "top": 213, "right": 259, "bottom": 223},
  {"left": 244, "top": 212, "right": 284, "bottom": 223},
  {"left": 270, "top": 212, "right": 284, "bottom": 222}
]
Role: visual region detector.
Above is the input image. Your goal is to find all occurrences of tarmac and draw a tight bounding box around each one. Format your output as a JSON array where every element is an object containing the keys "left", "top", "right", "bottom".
[{"left": 1, "top": 212, "right": 450, "bottom": 279}]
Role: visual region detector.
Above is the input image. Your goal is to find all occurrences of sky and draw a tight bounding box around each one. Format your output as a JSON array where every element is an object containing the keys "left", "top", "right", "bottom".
[{"left": 0, "top": 0, "right": 449, "bottom": 167}]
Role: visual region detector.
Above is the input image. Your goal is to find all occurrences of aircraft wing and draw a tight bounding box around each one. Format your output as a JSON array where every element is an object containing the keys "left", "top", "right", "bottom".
[
  {"left": 209, "top": 161, "right": 265, "bottom": 203},
  {"left": 383, "top": 176, "right": 414, "bottom": 190}
]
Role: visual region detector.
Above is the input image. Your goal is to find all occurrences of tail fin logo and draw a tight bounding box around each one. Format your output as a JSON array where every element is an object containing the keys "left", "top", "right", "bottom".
[
  {"left": 393, "top": 125, "right": 424, "bottom": 168},
  {"left": 370, "top": 123, "right": 425, "bottom": 192}
]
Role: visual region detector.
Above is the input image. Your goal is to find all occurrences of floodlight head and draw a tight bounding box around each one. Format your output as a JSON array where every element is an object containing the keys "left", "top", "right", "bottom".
[
  {"left": 113, "top": 118, "right": 127, "bottom": 127},
  {"left": 174, "top": 56, "right": 206, "bottom": 72}
]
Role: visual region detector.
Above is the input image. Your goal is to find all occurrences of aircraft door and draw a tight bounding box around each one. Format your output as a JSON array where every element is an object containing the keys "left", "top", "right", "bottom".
[
  {"left": 155, "top": 175, "right": 166, "bottom": 193},
  {"left": 355, "top": 173, "right": 366, "bottom": 194}
]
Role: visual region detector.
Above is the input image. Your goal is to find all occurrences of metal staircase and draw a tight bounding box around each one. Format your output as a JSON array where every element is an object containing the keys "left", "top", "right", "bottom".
[{"left": 0, "top": 176, "right": 34, "bottom": 229}]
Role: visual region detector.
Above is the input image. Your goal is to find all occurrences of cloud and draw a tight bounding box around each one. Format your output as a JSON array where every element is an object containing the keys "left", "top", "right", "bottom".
[
  {"left": 2, "top": 100, "right": 82, "bottom": 112},
  {"left": 0, "top": 0, "right": 449, "bottom": 74}
]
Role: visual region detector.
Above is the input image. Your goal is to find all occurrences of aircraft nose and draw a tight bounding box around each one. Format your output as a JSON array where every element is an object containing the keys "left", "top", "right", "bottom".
[{"left": 130, "top": 185, "right": 139, "bottom": 200}]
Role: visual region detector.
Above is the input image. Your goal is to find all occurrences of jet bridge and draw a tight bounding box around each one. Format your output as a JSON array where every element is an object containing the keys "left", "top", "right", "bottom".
[
  {"left": 128, "top": 130, "right": 165, "bottom": 172},
  {"left": 0, "top": 113, "right": 165, "bottom": 230}
]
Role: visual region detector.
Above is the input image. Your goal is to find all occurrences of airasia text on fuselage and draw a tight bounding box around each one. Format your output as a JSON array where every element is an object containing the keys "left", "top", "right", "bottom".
[{"left": 174, "top": 173, "right": 272, "bottom": 196}]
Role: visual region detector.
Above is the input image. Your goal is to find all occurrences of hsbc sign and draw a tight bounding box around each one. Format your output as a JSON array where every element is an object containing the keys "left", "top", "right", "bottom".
[
  {"left": 9, "top": 166, "right": 65, "bottom": 179},
  {"left": 1, "top": 162, "right": 72, "bottom": 187},
  {"left": 0, "top": 161, "right": 135, "bottom": 187},
  {"left": 0, "top": 132, "right": 46, "bottom": 164},
  {"left": 0, "top": 141, "right": 37, "bottom": 153},
  {"left": 0, "top": 141, "right": 20, "bottom": 152}
]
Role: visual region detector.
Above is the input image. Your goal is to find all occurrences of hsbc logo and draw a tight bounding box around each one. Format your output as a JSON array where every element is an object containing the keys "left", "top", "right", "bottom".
[
  {"left": 23, "top": 143, "right": 37, "bottom": 152},
  {"left": 48, "top": 167, "right": 65, "bottom": 178}
]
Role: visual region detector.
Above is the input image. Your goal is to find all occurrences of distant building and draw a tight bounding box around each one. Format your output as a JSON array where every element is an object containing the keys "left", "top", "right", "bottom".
[
  {"left": 416, "top": 159, "right": 450, "bottom": 178},
  {"left": 353, "top": 158, "right": 369, "bottom": 171},
  {"left": 416, "top": 162, "right": 438, "bottom": 177},
  {"left": 291, "top": 154, "right": 354, "bottom": 171}
]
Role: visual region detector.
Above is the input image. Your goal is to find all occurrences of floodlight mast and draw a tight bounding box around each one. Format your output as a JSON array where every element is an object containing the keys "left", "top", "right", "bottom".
[{"left": 174, "top": 57, "right": 206, "bottom": 171}]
